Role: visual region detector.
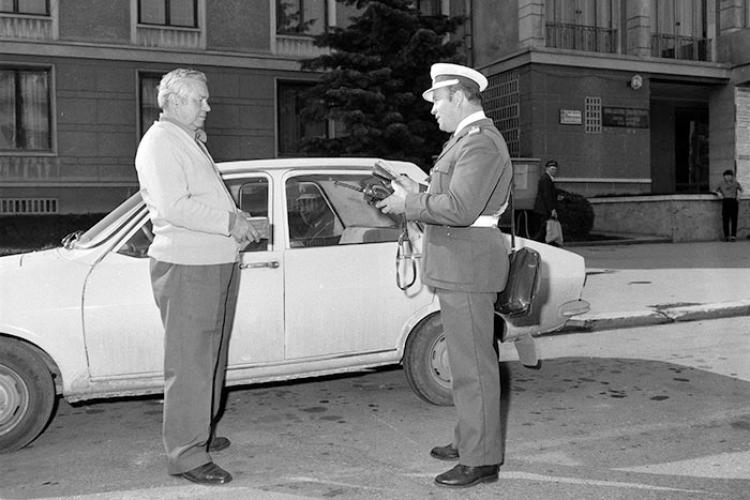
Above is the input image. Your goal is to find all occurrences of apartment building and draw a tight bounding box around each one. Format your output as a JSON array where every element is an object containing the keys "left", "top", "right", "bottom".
[
  {"left": 0, "top": 0, "right": 364, "bottom": 213},
  {"left": 472, "top": 0, "right": 750, "bottom": 197},
  {"left": 4, "top": 1, "right": 749, "bottom": 214}
]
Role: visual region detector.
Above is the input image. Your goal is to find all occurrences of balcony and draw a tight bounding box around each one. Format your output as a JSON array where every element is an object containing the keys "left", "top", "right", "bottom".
[
  {"left": 275, "top": 34, "right": 328, "bottom": 58},
  {"left": 651, "top": 33, "right": 710, "bottom": 61},
  {"left": 0, "top": 13, "right": 54, "bottom": 41},
  {"left": 546, "top": 23, "right": 617, "bottom": 54},
  {"left": 135, "top": 24, "right": 202, "bottom": 50}
]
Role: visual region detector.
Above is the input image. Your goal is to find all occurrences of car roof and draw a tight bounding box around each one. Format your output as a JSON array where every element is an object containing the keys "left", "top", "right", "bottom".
[{"left": 217, "top": 157, "right": 417, "bottom": 175}]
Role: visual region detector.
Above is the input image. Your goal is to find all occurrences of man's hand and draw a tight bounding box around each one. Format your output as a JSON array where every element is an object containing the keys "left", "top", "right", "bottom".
[
  {"left": 375, "top": 181, "right": 407, "bottom": 215},
  {"left": 230, "top": 212, "right": 261, "bottom": 243},
  {"left": 375, "top": 159, "right": 421, "bottom": 193},
  {"left": 392, "top": 174, "right": 420, "bottom": 194}
]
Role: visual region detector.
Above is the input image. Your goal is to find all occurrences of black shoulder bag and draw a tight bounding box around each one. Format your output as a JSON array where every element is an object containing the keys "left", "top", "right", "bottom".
[{"left": 495, "top": 192, "right": 541, "bottom": 318}]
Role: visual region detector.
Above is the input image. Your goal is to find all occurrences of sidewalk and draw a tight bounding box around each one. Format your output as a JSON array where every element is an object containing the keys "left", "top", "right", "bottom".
[{"left": 563, "top": 239, "right": 750, "bottom": 332}]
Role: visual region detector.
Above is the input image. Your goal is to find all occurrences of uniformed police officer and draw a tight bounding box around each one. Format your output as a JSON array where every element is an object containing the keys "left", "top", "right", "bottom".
[{"left": 376, "top": 63, "right": 512, "bottom": 488}]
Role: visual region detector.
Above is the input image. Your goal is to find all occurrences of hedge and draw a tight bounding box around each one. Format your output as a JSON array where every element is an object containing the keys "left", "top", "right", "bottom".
[{"left": 0, "top": 214, "right": 106, "bottom": 256}]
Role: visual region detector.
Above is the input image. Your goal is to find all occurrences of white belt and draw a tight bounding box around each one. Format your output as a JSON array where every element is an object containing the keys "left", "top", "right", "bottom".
[{"left": 470, "top": 215, "right": 499, "bottom": 227}]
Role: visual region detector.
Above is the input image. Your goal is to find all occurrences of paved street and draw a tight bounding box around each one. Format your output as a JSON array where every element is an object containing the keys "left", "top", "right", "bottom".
[{"left": 2, "top": 316, "right": 749, "bottom": 500}]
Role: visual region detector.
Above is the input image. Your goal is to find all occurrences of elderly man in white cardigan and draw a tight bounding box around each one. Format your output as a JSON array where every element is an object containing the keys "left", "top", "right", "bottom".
[{"left": 135, "top": 68, "right": 258, "bottom": 486}]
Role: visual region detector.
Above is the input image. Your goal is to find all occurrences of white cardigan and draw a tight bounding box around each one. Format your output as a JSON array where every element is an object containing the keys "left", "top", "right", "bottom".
[{"left": 135, "top": 120, "right": 240, "bottom": 265}]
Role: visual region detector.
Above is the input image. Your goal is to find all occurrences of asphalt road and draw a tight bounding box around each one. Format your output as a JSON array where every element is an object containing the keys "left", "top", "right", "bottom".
[{"left": 1, "top": 318, "right": 749, "bottom": 500}]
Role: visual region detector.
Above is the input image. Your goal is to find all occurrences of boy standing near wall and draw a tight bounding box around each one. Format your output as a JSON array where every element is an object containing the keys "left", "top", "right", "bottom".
[{"left": 715, "top": 169, "right": 743, "bottom": 242}]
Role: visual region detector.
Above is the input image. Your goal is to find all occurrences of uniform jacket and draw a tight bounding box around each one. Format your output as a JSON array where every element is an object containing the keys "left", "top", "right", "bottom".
[
  {"left": 404, "top": 118, "right": 512, "bottom": 292},
  {"left": 533, "top": 172, "right": 557, "bottom": 217}
]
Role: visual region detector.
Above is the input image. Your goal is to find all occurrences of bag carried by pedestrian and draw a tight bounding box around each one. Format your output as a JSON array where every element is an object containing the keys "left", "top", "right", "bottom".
[
  {"left": 495, "top": 194, "right": 541, "bottom": 318},
  {"left": 545, "top": 217, "right": 564, "bottom": 246}
]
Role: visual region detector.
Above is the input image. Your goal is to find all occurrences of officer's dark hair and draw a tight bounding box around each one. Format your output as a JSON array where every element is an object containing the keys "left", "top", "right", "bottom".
[
  {"left": 449, "top": 76, "right": 483, "bottom": 103},
  {"left": 723, "top": 169, "right": 734, "bottom": 176}
]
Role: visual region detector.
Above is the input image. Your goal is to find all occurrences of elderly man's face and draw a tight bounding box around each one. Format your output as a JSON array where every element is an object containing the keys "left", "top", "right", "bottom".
[{"left": 174, "top": 79, "right": 211, "bottom": 131}]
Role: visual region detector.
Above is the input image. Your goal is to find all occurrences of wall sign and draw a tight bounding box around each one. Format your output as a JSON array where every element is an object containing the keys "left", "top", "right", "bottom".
[
  {"left": 602, "top": 107, "right": 649, "bottom": 128},
  {"left": 736, "top": 87, "right": 750, "bottom": 193},
  {"left": 559, "top": 109, "right": 582, "bottom": 125}
]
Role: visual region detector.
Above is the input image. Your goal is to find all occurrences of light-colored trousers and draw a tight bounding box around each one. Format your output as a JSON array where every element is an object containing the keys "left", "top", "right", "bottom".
[
  {"left": 437, "top": 288, "right": 504, "bottom": 466},
  {"left": 150, "top": 259, "right": 239, "bottom": 475}
]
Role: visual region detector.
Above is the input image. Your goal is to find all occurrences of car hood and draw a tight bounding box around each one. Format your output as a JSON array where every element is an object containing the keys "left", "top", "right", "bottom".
[{"left": 0, "top": 248, "right": 92, "bottom": 322}]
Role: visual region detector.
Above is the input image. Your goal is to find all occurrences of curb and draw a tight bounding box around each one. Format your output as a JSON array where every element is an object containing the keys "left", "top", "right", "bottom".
[
  {"left": 562, "top": 299, "right": 750, "bottom": 333},
  {"left": 565, "top": 235, "right": 672, "bottom": 247}
]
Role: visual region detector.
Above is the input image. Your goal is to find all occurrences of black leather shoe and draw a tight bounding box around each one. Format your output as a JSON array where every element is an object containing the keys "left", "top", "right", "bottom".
[
  {"left": 523, "top": 360, "right": 542, "bottom": 370},
  {"left": 208, "top": 436, "right": 230, "bottom": 452},
  {"left": 178, "top": 462, "right": 232, "bottom": 485},
  {"left": 430, "top": 443, "right": 459, "bottom": 461},
  {"left": 435, "top": 464, "right": 499, "bottom": 488}
]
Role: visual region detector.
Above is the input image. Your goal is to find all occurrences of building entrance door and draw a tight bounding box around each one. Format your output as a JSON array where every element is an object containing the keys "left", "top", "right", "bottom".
[{"left": 675, "top": 108, "right": 709, "bottom": 193}]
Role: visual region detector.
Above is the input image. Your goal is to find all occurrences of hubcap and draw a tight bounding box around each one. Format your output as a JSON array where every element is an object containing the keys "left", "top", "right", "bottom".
[
  {"left": 429, "top": 335, "right": 452, "bottom": 389},
  {"left": 0, "top": 369, "right": 28, "bottom": 434}
]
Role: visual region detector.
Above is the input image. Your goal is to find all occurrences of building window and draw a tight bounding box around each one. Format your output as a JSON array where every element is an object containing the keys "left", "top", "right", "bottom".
[
  {"left": 416, "top": 0, "right": 441, "bottom": 16},
  {"left": 277, "top": 0, "right": 327, "bottom": 35},
  {"left": 0, "top": 67, "right": 51, "bottom": 152},
  {"left": 545, "top": 0, "right": 618, "bottom": 53},
  {"left": 485, "top": 72, "right": 520, "bottom": 158},
  {"left": 0, "top": 0, "right": 49, "bottom": 15},
  {"left": 651, "top": 0, "right": 708, "bottom": 60},
  {"left": 139, "top": 73, "right": 161, "bottom": 137},
  {"left": 138, "top": 0, "right": 197, "bottom": 28},
  {"left": 584, "top": 96, "right": 602, "bottom": 134},
  {"left": 277, "top": 81, "right": 328, "bottom": 156}
]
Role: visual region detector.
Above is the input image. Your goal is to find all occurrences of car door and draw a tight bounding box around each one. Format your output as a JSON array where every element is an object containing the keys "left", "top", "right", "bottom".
[
  {"left": 225, "top": 174, "right": 285, "bottom": 368},
  {"left": 81, "top": 212, "right": 167, "bottom": 379},
  {"left": 82, "top": 174, "right": 284, "bottom": 381},
  {"left": 282, "top": 171, "right": 433, "bottom": 360}
]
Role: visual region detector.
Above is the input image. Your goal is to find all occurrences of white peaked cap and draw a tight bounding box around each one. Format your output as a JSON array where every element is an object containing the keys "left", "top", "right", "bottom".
[{"left": 422, "top": 63, "right": 489, "bottom": 102}]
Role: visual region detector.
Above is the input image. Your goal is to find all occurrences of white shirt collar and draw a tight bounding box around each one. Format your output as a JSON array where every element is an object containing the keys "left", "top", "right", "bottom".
[{"left": 454, "top": 111, "right": 487, "bottom": 136}]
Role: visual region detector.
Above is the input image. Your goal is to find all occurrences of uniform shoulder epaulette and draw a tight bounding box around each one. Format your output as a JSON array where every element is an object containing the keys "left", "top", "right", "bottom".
[{"left": 467, "top": 125, "right": 481, "bottom": 136}]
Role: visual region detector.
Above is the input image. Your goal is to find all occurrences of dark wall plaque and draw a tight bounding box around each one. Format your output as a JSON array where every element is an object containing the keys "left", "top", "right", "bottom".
[{"left": 602, "top": 107, "right": 649, "bottom": 128}]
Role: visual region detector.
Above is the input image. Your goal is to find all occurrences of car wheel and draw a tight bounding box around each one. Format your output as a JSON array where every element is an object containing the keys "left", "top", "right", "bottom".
[
  {"left": 403, "top": 313, "right": 453, "bottom": 406},
  {"left": 0, "top": 338, "right": 56, "bottom": 453}
]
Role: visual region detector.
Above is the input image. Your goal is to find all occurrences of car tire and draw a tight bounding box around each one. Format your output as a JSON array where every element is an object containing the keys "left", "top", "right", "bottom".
[
  {"left": 403, "top": 312, "right": 453, "bottom": 406},
  {"left": 0, "top": 338, "right": 56, "bottom": 453}
]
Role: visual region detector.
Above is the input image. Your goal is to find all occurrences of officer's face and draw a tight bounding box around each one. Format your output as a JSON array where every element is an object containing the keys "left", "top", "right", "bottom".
[{"left": 431, "top": 87, "right": 461, "bottom": 133}]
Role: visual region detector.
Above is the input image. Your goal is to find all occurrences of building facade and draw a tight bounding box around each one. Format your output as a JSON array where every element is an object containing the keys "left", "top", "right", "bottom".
[
  {"left": 4, "top": 1, "right": 749, "bottom": 214},
  {"left": 472, "top": 0, "right": 750, "bottom": 197},
  {"left": 0, "top": 0, "right": 363, "bottom": 214}
]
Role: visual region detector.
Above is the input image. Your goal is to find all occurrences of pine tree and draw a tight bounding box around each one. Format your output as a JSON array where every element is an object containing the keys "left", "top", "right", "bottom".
[{"left": 299, "top": 0, "right": 465, "bottom": 170}]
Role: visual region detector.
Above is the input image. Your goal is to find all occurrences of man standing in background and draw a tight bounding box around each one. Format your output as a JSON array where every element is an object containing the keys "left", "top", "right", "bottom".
[{"left": 531, "top": 160, "right": 559, "bottom": 243}]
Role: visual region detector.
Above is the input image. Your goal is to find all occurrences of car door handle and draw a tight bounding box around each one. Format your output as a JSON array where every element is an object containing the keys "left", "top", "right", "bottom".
[{"left": 239, "top": 261, "right": 280, "bottom": 270}]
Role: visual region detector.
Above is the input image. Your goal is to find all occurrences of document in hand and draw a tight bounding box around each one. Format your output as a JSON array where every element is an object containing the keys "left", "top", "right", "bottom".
[{"left": 247, "top": 216, "right": 270, "bottom": 240}]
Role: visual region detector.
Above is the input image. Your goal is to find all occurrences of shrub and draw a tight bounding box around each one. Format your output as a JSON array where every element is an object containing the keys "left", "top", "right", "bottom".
[
  {"left": 0, "top": 214, "right": 106, "bottom": 255},
  {"left": 557, "top": 190, "right": 595, "bottom": 240}
]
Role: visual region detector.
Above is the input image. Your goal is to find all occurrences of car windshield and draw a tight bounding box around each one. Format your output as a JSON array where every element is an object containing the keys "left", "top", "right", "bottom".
[{"left": 77, "top": 192, "right": 144, "bottom": 246}]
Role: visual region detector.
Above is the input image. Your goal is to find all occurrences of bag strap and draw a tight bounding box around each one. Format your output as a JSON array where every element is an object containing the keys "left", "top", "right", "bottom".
[{"left": 508, "top": 189, "right": 516, "bottom": 252}]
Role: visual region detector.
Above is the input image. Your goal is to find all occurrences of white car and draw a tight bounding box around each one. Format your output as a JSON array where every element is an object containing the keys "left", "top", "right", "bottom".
[{"left": 0, "top": 158, "right": 589, "bottom": 453}]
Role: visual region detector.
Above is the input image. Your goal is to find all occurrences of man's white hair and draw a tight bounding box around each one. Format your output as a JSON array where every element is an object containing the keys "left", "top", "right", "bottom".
[{"left": 157, "top": 68, "right": 207, "bottom": 109}]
